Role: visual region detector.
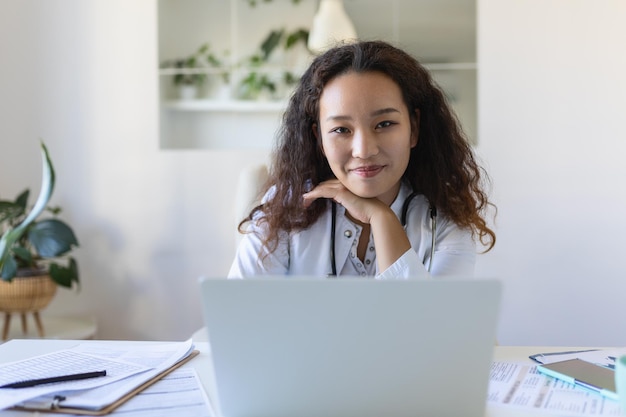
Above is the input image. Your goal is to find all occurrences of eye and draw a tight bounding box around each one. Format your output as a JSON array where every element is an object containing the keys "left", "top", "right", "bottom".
[
  {"left": 330, "top": 126, "right": 351, "bottom": 134},
  {"left": 376, "top": 120, "right": 397, "bottom": 129}
]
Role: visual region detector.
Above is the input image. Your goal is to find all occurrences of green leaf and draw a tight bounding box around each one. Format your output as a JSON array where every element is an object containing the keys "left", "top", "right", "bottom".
[
  {"left": 46, "top": 205, "right": 62, "bottom": 216},
  {"left": 261, "top": 29, "right": 284, "bottom": 60},
  {"left": 285, "top": 29, "right": 309, "bottom": 49},
  {"left": 283, "top": 71, "right": 298, "bottom": 85},
  {"left": 11, "top": 246, "right": 32, "bottom": 264},
  {"left": 49, "top": 258, "right": 79, "bottom": 289},
  {"left": 248, "top": 54, "right": 264, "bottom": 67},
  {"left": 21, "top": 143, "right": 55, "bottom": 230},
  {"left": 15, "top": 189, "right": 29, "bottom": 210},
  {"left": 0, "top": 142, "right": 55, "bottom": 275},
  {"left": 0, "top": 256, "right": 16, "bottom": 281},
  {"left": 0, "top": 201, "right": 23, "bottom": 224},
  {"left": 197, "top": 43, "right": 209, "bottom": 55},
  {"left": 28, "top": 219, "right": 78, "bottom": 257},
  {"left": 207, "top": 54, "right": 221, "bottom": 67}
]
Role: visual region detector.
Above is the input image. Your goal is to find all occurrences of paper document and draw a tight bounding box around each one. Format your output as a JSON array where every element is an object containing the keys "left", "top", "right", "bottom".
[
  {"left": 488, "top": 361, "right": 623, "bottom": 416},
  {"left": 0, "top": 338, "right": 195, "bottom": 412},
  {"left": 111, "top": 367, "right": 213, "bottom": 416},
  {"left": 23, "top": 367, "right": 213, "bottom": 417},
  {"left": 0, "top": 349, "right": 150, "bottom": 410}
]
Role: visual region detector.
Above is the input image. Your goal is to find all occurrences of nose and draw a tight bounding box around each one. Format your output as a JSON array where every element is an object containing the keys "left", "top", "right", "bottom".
[{"left": 352, "top": 130, "right": 379, "bottom": 159}]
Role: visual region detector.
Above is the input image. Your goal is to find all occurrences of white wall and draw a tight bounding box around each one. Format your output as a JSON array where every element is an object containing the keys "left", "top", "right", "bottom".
[
  {"left": 0, "top": 0, "right": 268, "bottom": 341},
  {"left": 476, "top": 0, "right": 626, "bottom": 346},
  {"left": 1, "top": 0, "right": 625, "bottom": 345}
]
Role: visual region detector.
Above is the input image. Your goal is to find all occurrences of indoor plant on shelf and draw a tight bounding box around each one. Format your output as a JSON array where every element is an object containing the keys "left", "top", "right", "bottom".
[
  {"left": 0, "top": 142, "right": 79, "bottom": 339},
  {"left": 237, "top": 27, "right": 309, "bottom": 100},
  {"left": 161, "top": 43, "right": 229, "bottom": 100}
]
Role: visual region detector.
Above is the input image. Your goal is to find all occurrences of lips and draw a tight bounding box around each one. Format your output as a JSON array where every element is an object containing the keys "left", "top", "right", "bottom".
[{"left": 350, "top": 165, "right": 384, "bottom": 178}]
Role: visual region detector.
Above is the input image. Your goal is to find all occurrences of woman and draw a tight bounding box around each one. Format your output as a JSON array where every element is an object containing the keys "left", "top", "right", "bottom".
[{"left": 229, "top": 40, "right": 495, "bottom": 278}]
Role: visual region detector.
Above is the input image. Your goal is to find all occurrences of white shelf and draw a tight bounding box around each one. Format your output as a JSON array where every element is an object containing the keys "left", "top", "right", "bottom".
[
  {"left": 159, "top": 66, "right": 297, "bottom": 76},
  {"left": 158, "top": 63, "right": 476, "bottom": 77},
  {"left": 1, "top": 315, "right": 97, "bottom": 342},
  {"left": 162, "top": 99, "right": 288, "bottom": 112}
]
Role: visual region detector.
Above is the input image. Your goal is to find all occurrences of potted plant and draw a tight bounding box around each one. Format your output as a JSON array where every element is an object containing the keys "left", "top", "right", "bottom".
[
  {"left": 0, "top": 142, "right": 79, "bottom": 339},
  {"left": 237, "top": 28, "right": 309, "bottom": 100},
  {"left": 161, "top": 43, "right": 229, "bottom": 100}
]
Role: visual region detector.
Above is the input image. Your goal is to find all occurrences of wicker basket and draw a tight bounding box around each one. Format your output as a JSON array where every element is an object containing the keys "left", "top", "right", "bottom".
[{"left": 0, "top": 274, "right": 57, "bottom": 313}]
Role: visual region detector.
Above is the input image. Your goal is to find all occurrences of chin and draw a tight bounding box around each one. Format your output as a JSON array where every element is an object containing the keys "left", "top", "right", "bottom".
[{"left": 347, "top": 186, "right": 381, "bottom": 199}]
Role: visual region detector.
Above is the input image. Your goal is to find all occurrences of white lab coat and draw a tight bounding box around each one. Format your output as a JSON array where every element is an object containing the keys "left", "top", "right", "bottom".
[{"left": 228, "top": 182, "right": 476, "bottom": 279}]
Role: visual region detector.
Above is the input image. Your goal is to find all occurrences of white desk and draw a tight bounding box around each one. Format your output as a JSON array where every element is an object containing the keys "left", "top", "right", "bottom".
[{"left": 0, "top": 340, "right": 597, "bottom": 417}]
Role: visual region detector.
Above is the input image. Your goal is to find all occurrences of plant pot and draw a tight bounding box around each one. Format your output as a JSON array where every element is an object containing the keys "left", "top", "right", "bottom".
[
  {"left": 0, "top": 272, "right": 57, "bottom": 313},
  {"left": 0, "top": 270, "right": 57, "bottom": 340},
  {"left": 178, "top": 84, "right": 199, "bottom": 100}
]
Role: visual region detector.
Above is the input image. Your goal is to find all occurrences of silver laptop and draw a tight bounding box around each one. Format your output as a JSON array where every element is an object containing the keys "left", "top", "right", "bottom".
[{"left": 199, "top": 277, "right": 501, "bottom": 417}]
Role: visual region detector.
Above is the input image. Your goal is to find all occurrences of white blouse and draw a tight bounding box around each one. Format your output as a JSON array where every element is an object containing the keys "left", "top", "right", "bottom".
[{"left": 228, "top": 182, "right": 476, "bottom": 279}]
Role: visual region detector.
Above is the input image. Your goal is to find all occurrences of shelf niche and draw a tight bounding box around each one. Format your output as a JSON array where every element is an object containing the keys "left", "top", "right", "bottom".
[{"left": 157, "top": 0, "right": 476, "bottom": 150}]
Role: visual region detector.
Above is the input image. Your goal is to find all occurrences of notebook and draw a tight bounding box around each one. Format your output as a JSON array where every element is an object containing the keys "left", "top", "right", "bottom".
[{"left": 199, "top": 277, "right": 501, "bottom": 417}]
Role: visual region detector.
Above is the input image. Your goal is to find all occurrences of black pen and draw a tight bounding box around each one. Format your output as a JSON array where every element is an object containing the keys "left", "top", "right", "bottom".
[{"left": 0, "top": 370, "right": 107, "bottom": 389}]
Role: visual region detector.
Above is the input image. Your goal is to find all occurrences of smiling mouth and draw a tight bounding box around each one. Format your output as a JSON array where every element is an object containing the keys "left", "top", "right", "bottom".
[{"left": 351, "top": 165, "right": 384, "bottom": 178}]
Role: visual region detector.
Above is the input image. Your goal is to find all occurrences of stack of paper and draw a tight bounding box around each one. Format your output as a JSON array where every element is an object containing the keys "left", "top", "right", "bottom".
[{"left": 0, "top": 338, "right": 200, "bottom": 414}]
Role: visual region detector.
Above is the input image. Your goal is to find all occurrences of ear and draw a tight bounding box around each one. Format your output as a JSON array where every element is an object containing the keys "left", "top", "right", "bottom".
[
  {"left": 312, "top": 123, "right": 325, "bottom": 155},
  {"left": 410, "top": 109, "right": 420, "bottom": 148}
]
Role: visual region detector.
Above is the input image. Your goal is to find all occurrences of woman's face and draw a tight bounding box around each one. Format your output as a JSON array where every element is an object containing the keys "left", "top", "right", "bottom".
[{"left": 317, "top": 71, "right": 418, "bottom": 205}]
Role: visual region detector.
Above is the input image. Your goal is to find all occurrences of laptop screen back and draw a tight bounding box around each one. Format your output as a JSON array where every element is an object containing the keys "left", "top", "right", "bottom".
[{"left": 200, "top": 278, "right": 501, "bottom": 417}]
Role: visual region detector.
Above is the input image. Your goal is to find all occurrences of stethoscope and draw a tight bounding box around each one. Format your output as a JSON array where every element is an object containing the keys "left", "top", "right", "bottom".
[{"left": 329, "top": 193, "right": 437, "bottom": 276}]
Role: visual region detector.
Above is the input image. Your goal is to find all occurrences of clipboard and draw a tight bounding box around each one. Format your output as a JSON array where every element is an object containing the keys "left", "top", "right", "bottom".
[
  {"left": 536, "top": 358, "right": 618, "bottom": 400},
  {"left": 11, "top": 350, "right": 200, "bottom": 415},
  {"left": 529, "top": 349, "right": 599, "bottom": 364}
]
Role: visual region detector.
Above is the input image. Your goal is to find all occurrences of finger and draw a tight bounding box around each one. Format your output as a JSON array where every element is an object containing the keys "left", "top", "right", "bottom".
[
  {"left": 302, "top": 181, "right": 344, "bottom": 207},
  {"left": 302, "top": 188, "right": 336, "bottom": 207}
]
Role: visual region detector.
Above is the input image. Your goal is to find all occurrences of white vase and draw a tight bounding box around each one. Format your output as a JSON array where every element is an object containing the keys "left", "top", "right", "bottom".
[
  {"left": 307, "top": 0, "right": 357, "bottom": 55},
  {"left": 209, "top": 78, "right": 231, "bottom": 101},
  {"left": 178, "top": 84, "right": 198, "bottom": 100}
]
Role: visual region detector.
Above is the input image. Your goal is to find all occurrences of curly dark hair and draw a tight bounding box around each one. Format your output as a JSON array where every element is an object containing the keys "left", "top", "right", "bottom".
[{"left": 241, "top": 40, "right": 496, "bottom": 253}]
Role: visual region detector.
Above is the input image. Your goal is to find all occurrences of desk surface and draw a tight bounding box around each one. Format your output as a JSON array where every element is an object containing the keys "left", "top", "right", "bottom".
[{"left": 0, "top": 341, "right": 596, "bottom": 417}]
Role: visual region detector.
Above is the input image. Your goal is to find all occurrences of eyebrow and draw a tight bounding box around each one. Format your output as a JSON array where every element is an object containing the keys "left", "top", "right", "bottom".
[{"left": 324, "top": 107, "right": 401, "bottom": 122}]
